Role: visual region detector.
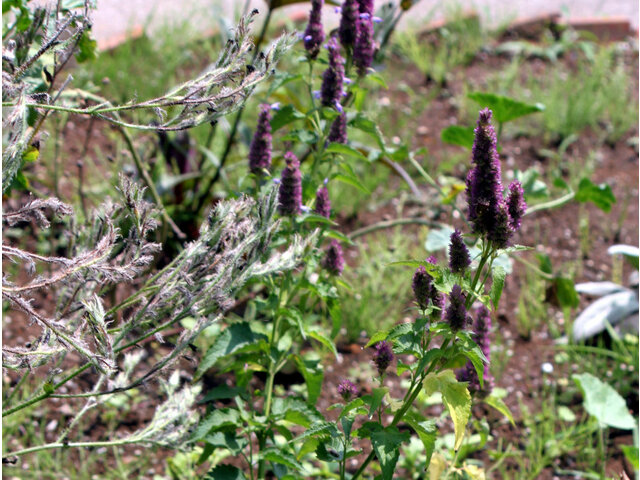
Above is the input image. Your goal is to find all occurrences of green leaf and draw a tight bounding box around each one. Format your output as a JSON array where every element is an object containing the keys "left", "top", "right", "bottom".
[
  {"left": 424, "top": 370, "right": 471, "bottom": 450},
  {"left": 441, "top": 125, "right": 475, "bottom": 149},
  {"left": 325, "top": 142, "right": 370, "bottom": 162},
  {"left": 270, "top": 105, "right": 305, "bottom": 131},
  {"left": 370, "top": 426, "right": 410, "bottom": 480},
  {"left": 555, "top": 276, "right": 579, "bottom": 309},
  {"left": 195, "top": 323, "right": 266, "bottom": 380},
  {"left": 192, "top": 408, "right": 241, "bottom": 441},
  {"left": 75, "top": 31, "right": 97, "bottom": 63},
  {"left": 295, "top": 421, "right": 339, "bottom": 443},
  {"left": 306, "top": 329, "right": 338, "bottom": 359},
  {"left": 467, "top": 92, "right": 545, "bottom": 124},
  {"left": 351, "top": 114, "right": 386, "bottom": 150},
  {"left": 332, "top": 173, "right": 370, "bottom": 194},
  {"left": 261, "top": 448, "right": 302, "bottom": 470},
  {"left": 200, "top": 385, "right": 244, "bottom": 403},
  {"left": 204, "top": 465, "right": 246, "bottom": 480},
  {"left": 367, "top": 387, "right": 389, "bottom": 418},
  {"left": 404, "top": 414, "right": 437, "bottom": 469},
  {"left": 515, "top": 168, "right": 549, "bottom": 199},
  {"left": 575, "top": 178, "right": 616, "bottom": 212},
  {"left": 293, "top": 355, "right": 324, "bottom": 405},
  {"left": 366, "top": 71, "right": 389, "bottom": 89},
  {"left": 484, "top": 394, "right": 515, "bottom": 426},
  {"left": 425, "top": 226, "right": 455, "bottom": 252},
  {"left": 572, "top": 373, "right": 636, "bottom": 430},
  {"left": 365, "top": 330, "right": 390, "bottom": 348},
  {"left": 21, "top": 145, "right": 39, "bottom": 163},
  {"left": 490, "top": 266, "right": 506, "bottom": 308},
  {"left": 202, "top": 431, "right": 248, "bottom": 454}
]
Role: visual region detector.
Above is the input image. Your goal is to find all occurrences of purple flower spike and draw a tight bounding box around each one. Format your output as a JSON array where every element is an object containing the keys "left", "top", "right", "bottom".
[
  {"left": 457, "top": 306, "right": 494, "bottom": 394},
  {"left": 488, "top": 202, "right": 511, "bottom": 249},
  {"left": 328, "top": 112, "right": 348, "bottom": 144},
  {"left": 445, "top": 284, "right": 468, "bottom": 331},
  {"left": 507, "top": 180, "right": 526, "bottom": 232},
  {"left": 466, "top": 109, "right": 507, "bottom": 242},
  {"left": 353, "top": 14, "right": 374, "bottom": 75},
  {"left": 324, "top": 240, "right": 345, "bottom": 275},
  {"left": 248, "top": 104, "right": 272, "bottom": 173},
  {"left": 278, "top": 152, "right": 302, "bottom": 215},
  {"left": 338, "top": 0, "right": 359, "bottom": 49},
  {"left": 373, "top": 341, "right": 394, "bottom": 375},
  {"left": 315, "top": 184, "right": 331, "bottom": 218},
  {"left": 426, "top": 257, "right": 444, "bottom": 319},
  {"left": 321, "top": 37, "right": 345, "bottom": 109},
  {"left": 412, "top": 266, "right": 432, "bottom": 311},
  {"left": 357, "top": 0, "right": 374, "bottom": 15},
  {"left": 304, "top": 0, "right": 325, "bottom": 59},
  {"left": 449, "top": 229, "right": 471, "bottom": 274},
  {"left": 337, "top": 379, "right": 358, "bottom": 400}
]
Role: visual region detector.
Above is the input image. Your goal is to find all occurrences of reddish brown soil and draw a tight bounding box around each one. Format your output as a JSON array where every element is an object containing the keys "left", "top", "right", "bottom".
[{"left": 3, "top": 33, "right": 638, "bottom": 480}]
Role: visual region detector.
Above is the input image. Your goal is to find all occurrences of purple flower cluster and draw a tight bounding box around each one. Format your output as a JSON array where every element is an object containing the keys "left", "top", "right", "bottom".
[
  {"left": 324, "top": 240, "right": 345, "bottom": 276},
  {"left": 278, "top": 152, "right": 302, "bottom": 215},
  {"left": 411, "top": 257, "right": 443, "bottom": 319},
  {"left": 321, "top": 37, "right": 345, "bottom": 110},
  {"left": 248, "top": 104, "right": 272, "bottom": 173},
  {"left": 303, "top": 0, "right": 325, "bottom": 59},
  {"left": 315, "top": 181, "right": 331, "bottom": 218},
  {"left": 353, "top": 13, "right": 374, "bottom": 75},
  {"left": 373, "top": 340, "right": 393, "bottom": 375},
  {"left": 338, "top": 0, "right": 359, "bottom": 49},
  {"left": 449, "top": 229, "right": 471, "bottom": 274},
  {"left": 466, "top": 109, "right": 526, "bottom": 248},
  {"left": 445, "top": 284, "right": 468, "bottom": 331},
  {"left": 328, "top": 112, "right": 348, "bottom": 144},
  {"left": 457, "top": 306, "right": 494, "bottom": 394},
  {"left": 337, "top": 379, "right": 358, "bottom": 400}
]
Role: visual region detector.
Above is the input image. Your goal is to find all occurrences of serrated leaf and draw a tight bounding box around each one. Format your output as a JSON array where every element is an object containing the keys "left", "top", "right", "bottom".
[
  {"left": 405, "top": 414, "right": 437, "bottom": 468},
  {"left": 203, "top": 465, "right": 246, "bottom": 480},
  {"left": 423, "top": 370, "right": 471, "bottom": 450},
  {"left": 370, "top": 426, "right": 410, "bottom": 480},
  {"left": 573, "top": 373, "right": 636, "bottom": 430},
  {"left": 490, "top": 266, "right": 506, "bottom": 308},
  {"left": 270, "top": 104, "right": 305, "bottom": 131},
  {"left": 441, "top": 125, "right": 475, "bottom": 149},
  {"left": 261, "top": 449, "right": 303, "bottom": 470},
  {"left": 295, "top": 421, "right": 339, "bottom": 443},
  {"left": 575, "top": 178, "right": 616, "bottom": 212},
  {"left": 467, "top": 92, "right": 544, "bottom": 124},
  {"left": 192, "top": 408, "right": 241, "bottom": 441},
  {"left": 367, "top": 387, "right": 389, "bottom": 418},
  {"left": 365, "top": 330, "right": 390, "bottom": 348},
  {"left": 202, "top": 431, "right": 248, "bottom": 454},
  {"left": 484, "top": 394, "right": 515, "bottom": 426},
  {"left": 200, "top": 385, "right": 244, "bottom": 403}
]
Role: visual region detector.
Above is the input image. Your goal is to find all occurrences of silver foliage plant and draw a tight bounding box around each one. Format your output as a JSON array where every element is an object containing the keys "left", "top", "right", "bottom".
[{"left": 2, "top": 177, "right": 316, "bottom": 453}]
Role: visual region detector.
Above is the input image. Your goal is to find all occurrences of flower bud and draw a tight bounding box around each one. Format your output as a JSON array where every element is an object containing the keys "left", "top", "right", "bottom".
[
  {"left": 324, "top": 240, "right": 345, "bottom": 275},
  {"left": 373, "top": 340, "right": 393, "bottom": 375},
  {"left": 337, "top": 379, "right": 358, "bottom": 400},
  {"left": 328, "top": 112, "right": 348, "bottom": 144},
  {"left": 278, "top": 152, "right": 302, "bottom": 215},
  {"left": 449, "top": 229, "right": 471, "bottom": 274},
  {"left": 248, "top": 104, "right": 272, "bottom": 173},
  {"left": 445, "top": 284, "right": 468, "bottom": 331},
  {"left": 315, "top": 182, "right": 331, "bottom": 218},
  {"left": 507, "top": 180, "right": 526, "bottom": 232}
]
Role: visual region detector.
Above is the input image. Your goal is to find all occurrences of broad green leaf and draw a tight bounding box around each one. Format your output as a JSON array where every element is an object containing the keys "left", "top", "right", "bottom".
[
  {"left": 575, "top": 178, "right": 616, "bottom": 212},
  {"left": 295, "top": 421, "right": 339, "bottom": 443},
  {"left": 202, "top": 431, "right": 248, "bottom": 454},
  {"left": 557, "top": 405, "right": 577, "bottom": 422},
  {"left": 21, "top": 145, "right": 39, "bottom": 162},
  {"left": 484, "top": 394, "right": 515, "bottom": 426},
  {"left": 405, "top": 413, "right": 437, "bottom": 468},
  {"left": 270, "top": 104, "right": 305, "bottom": 131},
  {"left": 366, "top": 71, "right": 389, "bottom": 89},
  {"left": 293, "top": 355, "right": 324, "bottom": 405},
  {"left": 352, "top": 114, "right": 386, "bottom": 150},
  {"left": 425, "top": 226, "right": 455, "bottom": 252},
  {"left": 573, "top": 373, "right": 636, "bottom": 430},
  {"left": 467, "top": 92, "right": 544, "bottom": 124},
  {"left": 441, "top": 125, "right": 475, "bottom": 149},
  {"left": 490, "top": 266, "right": 506, "bottom": 308},
  {"left": 195, "top": 323, "right": 266, "bottom": 380},
  {"left": 200, "top": 385, "right": 243, "bottom": 403},
  {"left": 325, "top": 142, "right": 370, "bottom": 162},
  {"left": 316, "top": 436, "right": 345, "bottom": 461},
  {"left": 261, "top": 448, "right": 302, "bottom": 470},
  {"left": 204, "top": 465, "right": 246, "bottom": 480},
  {"left": 423, "top": 370, "right": 471, "bottom": 450},
  {"left": 332, "top": 173, "right": 370, "bottom": 194},
  {"left": 371, "top": 427, "right": 410, "bottom": 480},
  {"left": 515, "top": 168, "right": 549, "bottom": 199},
  {"left": 192, "top": 408, "right": 240, "bottom": 441},
  {"left": 365, "top": 330, "right": 390, "bottom": 348}
]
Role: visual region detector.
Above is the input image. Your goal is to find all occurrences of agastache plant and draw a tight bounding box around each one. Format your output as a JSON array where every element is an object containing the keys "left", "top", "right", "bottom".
[
  {"left": 278, "top": 152, "right": 302, "bottom": 215},
  {"left": 248, "top": 104, "right": 273, "bottom": 174},
  {"left": 338, "top": 0, "right": 359, "bottom": 49},
  {"left": 321, "top": 37, "right": 346, "bottom": 109},
  {"left": 303, "top": 0, "right": 325, "bottom": 59},
  {"left": 354, "top": 12, "right": 375, "bottom": 75}
]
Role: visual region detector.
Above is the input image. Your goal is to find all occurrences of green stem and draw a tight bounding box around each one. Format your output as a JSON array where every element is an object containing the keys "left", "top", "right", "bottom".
[
  {"left": 525, "top": 191, "right": 575, "bottom": 215},
  {"left": 3, "top": 438, "right": 140, "bottom": 459},
  {"left": 348, "top": 217, "right": 446, "bottom": 240}
]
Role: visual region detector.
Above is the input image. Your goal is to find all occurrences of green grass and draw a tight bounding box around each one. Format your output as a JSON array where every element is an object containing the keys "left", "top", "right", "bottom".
[{"left": 340, "top": 227, "right": 423, "bottom": 342}]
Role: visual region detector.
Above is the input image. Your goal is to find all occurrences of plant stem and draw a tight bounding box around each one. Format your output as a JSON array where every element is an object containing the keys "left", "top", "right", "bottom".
[
  {"left": 3, "top": 438, "right": 140, "bottom": 459},
  {"left": 348, "top": 217, "right": 446, "bottom": 240}
]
